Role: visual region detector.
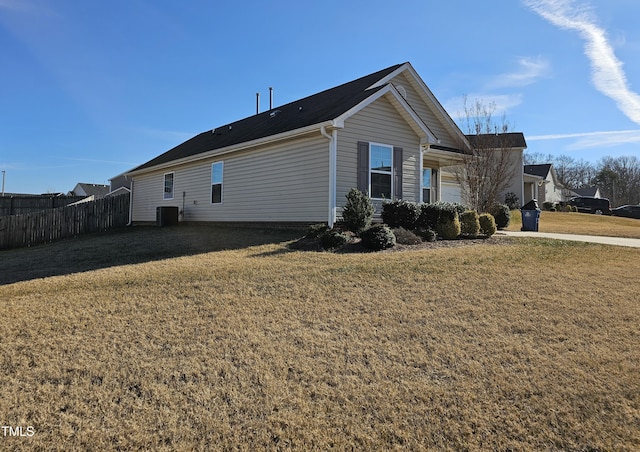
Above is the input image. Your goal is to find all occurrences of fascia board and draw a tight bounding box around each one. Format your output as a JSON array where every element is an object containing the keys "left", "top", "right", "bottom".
[{"left": 126, "top": 121, "right": 335, "bottom": 177}]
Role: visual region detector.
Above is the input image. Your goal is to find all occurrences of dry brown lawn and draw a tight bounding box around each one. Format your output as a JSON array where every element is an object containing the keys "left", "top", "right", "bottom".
[
  {"left": 508, "top": 209, "right": 640, "bottom": 238},
  {"left": 1, "top": 224, "right": 639, "bottom": 450}
]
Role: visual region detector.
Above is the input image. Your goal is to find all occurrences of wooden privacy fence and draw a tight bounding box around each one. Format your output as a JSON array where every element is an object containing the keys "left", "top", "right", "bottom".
[
  {"left": 0, "top": 194, "right": 130, "bottom": 250},
  {"left": 0, "top": 195, "right": 86, "bottom": 216}
]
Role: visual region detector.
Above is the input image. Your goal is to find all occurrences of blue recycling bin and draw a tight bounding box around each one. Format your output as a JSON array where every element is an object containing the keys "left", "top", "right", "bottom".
[{"left": 521, "top": 199, "right": 541, "bottom": 232}]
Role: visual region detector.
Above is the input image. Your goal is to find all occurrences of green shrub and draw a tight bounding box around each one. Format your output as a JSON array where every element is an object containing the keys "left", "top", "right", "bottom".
[
  {"left": 417, "top": 201, "right": 464, "bottom": 230},
  {"left": 459, "top": 210, "right": 480, "bottom": 238},
  {"left": 504, "top": 192, "right": 520, "bottom": 210},
  {"left": 542, "top": 201, "right": 554, "bottom": 211},
  {"left": 549, "top": 207, "right": 557, "bottom": 212},
  {"left": 564, "top": 205, "right": 573, "bottom": 212},
  {"left": 436, "top": 214, "right": 461, "bottom": 240},
  {"left": 341, "top": 188, "right": 374, "bottom": 235},
  {"left": 381, "top": 200, "right": 420, "bottom": 229},
  {"left": 360, "top": 224, "right": 396, "bottom": 251},
  {"left": 489, "top": 204, "right": 510, "bottom": 230},
  {"left": 415, "top": 227, "right": 437, "bottom": 242},
  {"left": 478, "top": 213, "right": 497, "bottom": 237},
  {"left": 306, "top": 223, "right": 329, "bottom": 238},
  {"left": 392, "top": 227, "right": 422, "bottom": 245},
  {"left": 319, "top": 229, "right": 350, "bottom": 250}
]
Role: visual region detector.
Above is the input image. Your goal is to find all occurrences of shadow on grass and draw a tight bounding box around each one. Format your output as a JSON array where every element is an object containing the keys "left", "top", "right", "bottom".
[{"left": 0, "top": 224, "right": 305, "bottom": 285}]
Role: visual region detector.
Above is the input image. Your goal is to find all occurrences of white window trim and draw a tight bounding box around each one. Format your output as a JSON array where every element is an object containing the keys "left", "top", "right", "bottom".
[
  {"left": 163, "top": 172, "right": 175, "bottom": 200},
  {"left": 369, "top": 142, "right": 393, "bottom": 200},
  {"left": 211, "top": 161, "right": 223, "bottom": 205}
]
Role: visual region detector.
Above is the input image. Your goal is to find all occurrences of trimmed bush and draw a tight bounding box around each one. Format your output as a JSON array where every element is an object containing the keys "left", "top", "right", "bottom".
[
  {"left": 306, "top": 223, "right": 329, "bottom": 238},
  {"left": 542, "top": 201, "right": 554, "bottom": 211},
  {"left": 489, "top": 204, "right": 510, "bottom": 230},
  {"left": 360, "top": 224, "right": 396, "bottom": 251},
  {"left": 319, "top": 229, "right": 350, "bottom": 250},
  {"left": 479, "top": 213, "right": 497, "bottom": 237},
  {"left": 392, "top": 227, "right": 422, "bottom": 245},
  {"left": 417, "top": 201, "right": 464, "bottom": 230},
  {"left": 459, "top": 210, "right": 480, "bottom": 238},
  {"left": 341, "top": 188, "right": 374, "bottom": 235},
  {"left": 436, "top": 214, "right": 461, "bottom": 240},
  {"left": 415, "top": 227, "right": 437, "bottom": 242},
  {"left": 381, "top": 200, "right": 420, "bottom": 229}
]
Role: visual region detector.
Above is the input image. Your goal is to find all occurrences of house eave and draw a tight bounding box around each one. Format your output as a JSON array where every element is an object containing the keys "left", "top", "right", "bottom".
[
  {"left": 423, "top": 146, "right": 467, "bottom": 167},
  {"left": 126, "top": 120, "right": 339, "bottom": 177}
]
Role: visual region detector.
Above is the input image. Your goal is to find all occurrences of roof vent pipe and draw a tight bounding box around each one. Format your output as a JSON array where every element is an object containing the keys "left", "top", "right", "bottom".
[
  {"left": 269, "top": 87, "right": 273, "bottom": 110},
  {"left": 256, "top": 92, "right": 260, "bottom": 115}
]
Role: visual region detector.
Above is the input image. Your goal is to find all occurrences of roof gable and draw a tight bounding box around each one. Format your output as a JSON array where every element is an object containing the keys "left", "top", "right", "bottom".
[{"left": 373, "top": 64, "right": 471, "bottom": 150}]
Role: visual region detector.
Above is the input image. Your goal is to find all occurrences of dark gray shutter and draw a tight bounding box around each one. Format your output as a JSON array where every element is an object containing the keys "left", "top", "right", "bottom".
[
  {"left": 393, "top": 146, "right": 403, "bottom": 200},
  {"left": 357, "top": 141, "right": 369, "bottom": 194}
]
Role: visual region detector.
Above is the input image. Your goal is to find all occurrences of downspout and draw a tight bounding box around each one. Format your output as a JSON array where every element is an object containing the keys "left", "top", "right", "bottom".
[
  {"left": 127, "top": 178, "right": 134, "bottom": 226},
  {"left": 320, "top": 125, "right": 337, "bottom": 228}
]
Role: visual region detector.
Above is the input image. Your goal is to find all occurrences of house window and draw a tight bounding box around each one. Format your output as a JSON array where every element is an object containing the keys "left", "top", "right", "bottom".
[
  {"left": 211, "top": 162, "right": 223, "bottom": 204},
  {"left": 163, "top": 172, "right": 174, "bottom": 200},
  {"left": 370, "top": 143, "right": 392, "bottom": 199},
  {"left": 422, "top": 168, "right": 438, "bottom": 203}
]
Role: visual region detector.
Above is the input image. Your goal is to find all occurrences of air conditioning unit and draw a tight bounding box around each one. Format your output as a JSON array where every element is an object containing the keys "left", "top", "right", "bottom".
[{"left": 156, "top": 206, "right": 179, "bottom": 227}]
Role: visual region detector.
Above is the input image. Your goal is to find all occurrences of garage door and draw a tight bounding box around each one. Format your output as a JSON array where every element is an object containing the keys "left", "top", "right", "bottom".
[{"left": 441, "top": 183, "right": 463, "bottom": 204}]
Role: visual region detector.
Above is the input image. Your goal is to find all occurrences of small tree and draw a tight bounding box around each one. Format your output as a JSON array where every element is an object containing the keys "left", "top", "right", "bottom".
[
  {"left": 454, "top": 97, "right": 519, "bottom": 213},
  {"left": 341, "top": 188, "right": 374, "bottom": 235}
]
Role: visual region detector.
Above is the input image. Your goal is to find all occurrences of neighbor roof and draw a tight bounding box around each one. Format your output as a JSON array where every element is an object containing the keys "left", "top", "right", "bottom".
[
  {"left": 72, "top": 183, "right": 111, "bottom": 197},
  {"left": 130, "top": 63, "right": 408, "bottom": 173},
  {"left": 572, "top": 187, "right": 599, "bottom": 197},
  {"left": 524, "top": 164, "right": 552, "bottom": 178},
  {"left": 466, "top": 132, "right": 527, "bottom": 149}
]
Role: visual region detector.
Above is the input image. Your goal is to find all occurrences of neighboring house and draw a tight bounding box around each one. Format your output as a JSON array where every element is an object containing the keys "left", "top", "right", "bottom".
[
  {"left": 461, "top": 133, "right": 527, "bottom": 208},
  {"left": 69, "top": 183, "right": 111, "bottom": 198},
  {"left": 571, "top": 186, "right": 601, "bottom": 198},
  {"left": 125, "top": 62, "right": 482, "bottom": 226},
  {"left": 523, "top": 164, "right": 566, "bottom": 205},
  {"left": 107, "top": 174, "right": 132, "bottom": 197}
]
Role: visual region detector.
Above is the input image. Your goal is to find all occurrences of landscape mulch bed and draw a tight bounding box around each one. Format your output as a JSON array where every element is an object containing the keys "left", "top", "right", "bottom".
[{"left": 289, "top": 234, "right": 509, "bottom": 253}]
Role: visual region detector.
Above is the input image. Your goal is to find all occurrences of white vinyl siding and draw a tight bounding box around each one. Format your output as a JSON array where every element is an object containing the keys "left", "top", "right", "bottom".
[
  {"left": 132, "top": 135, "right": 329, "bottom": 223},
  {"left": 337, "top": 95, "right": 421, "bottom": 210}
]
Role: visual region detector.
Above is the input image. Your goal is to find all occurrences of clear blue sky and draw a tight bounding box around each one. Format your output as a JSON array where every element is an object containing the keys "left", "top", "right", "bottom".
[{"left": 1, "top": 0, "right": 639, "bottom": 194}]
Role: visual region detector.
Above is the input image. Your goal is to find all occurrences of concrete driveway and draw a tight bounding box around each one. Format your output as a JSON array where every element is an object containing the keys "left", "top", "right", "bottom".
[{"left": 497, "top": 231, "right": 640, "bottom": 248}]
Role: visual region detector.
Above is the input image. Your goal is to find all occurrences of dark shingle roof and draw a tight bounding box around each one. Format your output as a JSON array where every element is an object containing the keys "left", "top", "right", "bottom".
[
  {"left": 572, "top": 187, "right": 598, "bottom": 197},
  {"left": 465, "top": 132, "right": 527, "bottom": 149},
  {"left": 524, "top": 164, "right": 552, "bottom": 178},
  {"left": 73, "top": 183, "right": 111, "bottom": 197},
  {"left": 131, "top": 63, "right": 405, "bottom": 173}
]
